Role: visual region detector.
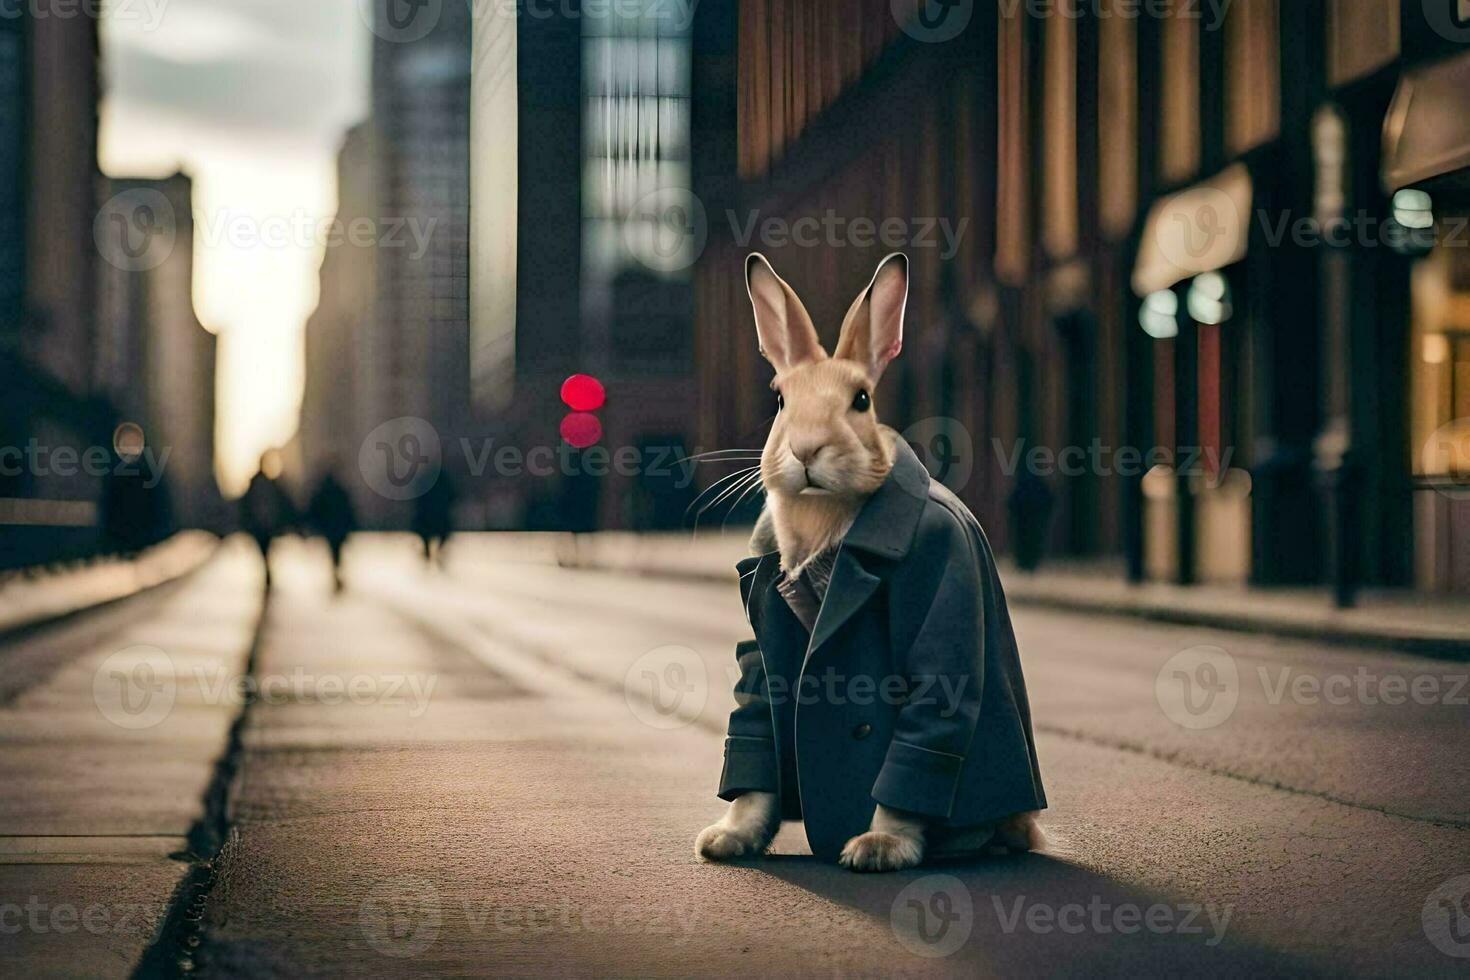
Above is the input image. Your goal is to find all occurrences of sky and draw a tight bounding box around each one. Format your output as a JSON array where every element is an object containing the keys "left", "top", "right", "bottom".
[{"left": 98, "top": 0, "right": 371, "bottom": 495}]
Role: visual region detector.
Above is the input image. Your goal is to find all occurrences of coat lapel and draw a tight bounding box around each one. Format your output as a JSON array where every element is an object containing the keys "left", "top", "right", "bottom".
[
  {"left": 736, "top": 554, "right": 767, "bottom": 620},
  {"left": 737, "top": 552, "right": 806, "bottom": 681},
  {"left": 804, "top": 548, "right": 880, "bottom": 665},
  {"left": 740, "top": 432, "right": 934, "bottom": 670},
  {"left": 803, "top": 434, "right": 932, "bottom": 664}
]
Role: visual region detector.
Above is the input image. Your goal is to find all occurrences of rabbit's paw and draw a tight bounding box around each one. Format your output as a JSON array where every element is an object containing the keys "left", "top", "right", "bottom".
[
  {"left": 695, "top": 822, "right": 769, "bottom": 862},
  {"left": 839, "top": 831, "right": 925, "bottom": 872}
]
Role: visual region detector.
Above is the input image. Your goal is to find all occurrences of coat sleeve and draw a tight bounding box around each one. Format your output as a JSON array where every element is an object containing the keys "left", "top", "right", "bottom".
[
  {"left": 716, "top": 639, "right": 781, "bottom": 801},
  {"left": 870, "top": 511, "right": 985, "bottom": 819}
]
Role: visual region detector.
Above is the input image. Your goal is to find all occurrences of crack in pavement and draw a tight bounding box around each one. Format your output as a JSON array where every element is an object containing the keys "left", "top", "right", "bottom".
[
  {"left": 129, "top": 591, "right": 270, "bottom": 980},
  {"left": 1034, "top": 722, "right": 1470, "bottom": 831},
  {"left": 383, "top": 577, "right": 1470, "bottom": 836}
]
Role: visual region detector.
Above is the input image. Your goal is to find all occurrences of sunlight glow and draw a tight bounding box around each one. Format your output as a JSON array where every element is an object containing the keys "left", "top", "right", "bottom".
[{"left": 98, "top": 1, "right": 369, "bottom": 496}]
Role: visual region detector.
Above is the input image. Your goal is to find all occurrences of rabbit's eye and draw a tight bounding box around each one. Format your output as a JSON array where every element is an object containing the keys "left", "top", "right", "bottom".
[
  {"left": 775, "top": 391, "right": 785, "bottom": 413},
  {"left": 852, "top": 389, "right": 871, "bottom": 413}
]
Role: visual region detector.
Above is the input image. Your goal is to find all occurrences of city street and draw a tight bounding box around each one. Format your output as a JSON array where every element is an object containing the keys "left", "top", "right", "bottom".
[
  {"left": 8, "top": 1, "right": 1470, "bottom": 977},
  {"left": 3, "top": 537, "right": 1466, "bottom": 978}
]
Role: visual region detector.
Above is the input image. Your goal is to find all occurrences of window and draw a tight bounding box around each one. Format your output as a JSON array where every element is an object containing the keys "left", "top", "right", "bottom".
[
  {"left": 737, "top": 0, "right": 899, "bottom": 179},
  {"left": 1412, "top": 229, "right": 1470, "bottom": 485},
  {"left": 1042, "top": 2, "right": 1077, "bottom": 259},
  {"left": 582, "top": 10, "right": 693, "bottom": 283},
  {"left": 1159, "top": 5, "right": 1200, "bottom": 183},
  {"left": 1226, "top": 0, "right": 1280, "bottom": 155},
  {"left": 1097, "top": 0, "right": 1137, "bottom": 240},
  {"left": 1327, "top": 0, "right": 1399, "bottom": 86},
  {"left": 996, "top": 6, "right": 1029, "bottom": 285}
]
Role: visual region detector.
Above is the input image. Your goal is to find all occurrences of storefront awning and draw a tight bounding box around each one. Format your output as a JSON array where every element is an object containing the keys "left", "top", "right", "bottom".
[
  {"left": 1383, "top": 52, "right": 1470, "bottom": 193},
  {"left": 1132, "top": 164, "right": 1253, "bottom": 297}
]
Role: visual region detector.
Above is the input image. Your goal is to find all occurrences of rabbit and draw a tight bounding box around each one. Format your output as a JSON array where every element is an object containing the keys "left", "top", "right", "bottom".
[{"left": 695, "top": 252, "right": 1046, "bottom": 872}]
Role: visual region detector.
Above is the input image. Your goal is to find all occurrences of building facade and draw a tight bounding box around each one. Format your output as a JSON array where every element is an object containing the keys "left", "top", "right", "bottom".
[
  {"left": 296, "top": 123, "right": 377, "bottom": 514},
  {"left": 460, "top": 4, "right": 706, "bottom": 530},
  {"left": 95, "top": 174, "right": 220, "bottom": 533},
  {"left": 0, "top": 9, "right": 109, "bottom": 566},
  {"left": 365, "top": 2, "right": 474, "bottom": 527},
  {"left": 299, "top": 7, "right": 474, "bottom": 528},
  {"left": 689, "top": 0, "right": 1470, "bottom": 596}
]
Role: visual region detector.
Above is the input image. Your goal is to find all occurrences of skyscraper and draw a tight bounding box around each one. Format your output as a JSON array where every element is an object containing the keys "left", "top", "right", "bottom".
[
  {"left": 467, "top": 6, "right": 703, "bottom": 530},
  {"left": 297, "top": 123, "right": 378, "bottom": 511},
  {"left": 365, "top": 1, "right": 472, "bottom": 524}
]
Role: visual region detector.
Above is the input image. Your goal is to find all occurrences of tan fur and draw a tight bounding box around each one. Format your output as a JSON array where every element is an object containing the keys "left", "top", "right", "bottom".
[
  {"left": 759, "top": 358, "right": 897, "bottom": 572},
  {"left": 840, "top": 803, "right": 926, "bottom": 872},
  {"left": 995, "top": 810, "right": 1047, "bottom": 852},
  {"left": 699, "top": 252, "right": 996, "bottom": 873},
  {"left": 694, "top": 790, "right": 779, "bottom": 862},
  {"left": 750, "top": 255, "right": 907, "bottom": 575}
]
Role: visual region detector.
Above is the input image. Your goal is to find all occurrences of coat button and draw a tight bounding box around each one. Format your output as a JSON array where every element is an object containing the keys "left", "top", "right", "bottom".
[{"left": 852, "top": 723, "right": 873, "bottom": 740}]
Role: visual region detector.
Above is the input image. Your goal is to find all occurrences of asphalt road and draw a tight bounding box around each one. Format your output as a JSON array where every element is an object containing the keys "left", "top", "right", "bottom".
[{"left": 178, "top": 536, "right": 1468, "bottom": 978}]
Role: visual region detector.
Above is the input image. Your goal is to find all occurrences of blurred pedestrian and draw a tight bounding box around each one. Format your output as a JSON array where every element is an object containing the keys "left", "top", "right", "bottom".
[
  {"left": 306, "top": 469, "right": 357, "bottom": 593},
  {"left": 240, "top": 450, "right": 294, "bottom": 589},
  {"left": 412, "top": 470, "right": 456, "bottom": 569}
]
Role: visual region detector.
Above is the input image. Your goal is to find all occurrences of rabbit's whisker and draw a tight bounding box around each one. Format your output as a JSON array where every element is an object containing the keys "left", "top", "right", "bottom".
[
  {"left": 684, "top": 466, "right": 761, "bottom": 523},
  {"left": 693, "top": 468, "right": 765, "bottom": 534},
  {"left": 722, "top": 473, "right": 767, "bottom": 531},
  {"left": 678, "top": 449, "right": 763, "bottom": 464},
  {"left": 698, "top": 468, "right": 763, "bottom": 519}
]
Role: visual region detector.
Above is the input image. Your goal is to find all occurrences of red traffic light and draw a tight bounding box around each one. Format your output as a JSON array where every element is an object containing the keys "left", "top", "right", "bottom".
[
  {"left": 560, "top": 374, "right": 606, "bottom": 412},
  {"left": 560, "top": 412, "right": 603, "bottom": 448}
]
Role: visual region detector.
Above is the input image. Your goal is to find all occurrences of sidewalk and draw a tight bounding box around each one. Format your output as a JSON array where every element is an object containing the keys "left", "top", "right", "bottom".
[
  {"left": 448, "top": 531, "right": 1470, "bottom": 659},
  {"left": 0, "top": 531, "right": 219, "bottom": 638},
  {"left": 0, "top": 539, "right": 262, "bottom": 979}
]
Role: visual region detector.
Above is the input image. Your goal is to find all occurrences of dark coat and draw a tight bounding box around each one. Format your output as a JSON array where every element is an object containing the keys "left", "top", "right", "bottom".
[{"left": 718, "top": 438, "right": 1047, "bottom": 862}]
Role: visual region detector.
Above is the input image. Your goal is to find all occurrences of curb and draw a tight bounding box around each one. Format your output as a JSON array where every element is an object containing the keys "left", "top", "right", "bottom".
[
  {"left": 0, "top": 533, "right": 219, "bottom": 644},
  {"left": 1003, "top": 592, "right": 1470, "bottom": 662},
  {"left": 559, "top": 560, "right": 1470, "bottom": 662}
]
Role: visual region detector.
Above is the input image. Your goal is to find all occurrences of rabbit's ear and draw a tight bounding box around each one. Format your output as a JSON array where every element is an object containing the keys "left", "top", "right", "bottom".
[
  {"left": 746, "top": 253, "right": 825, "bottom": 374},
  {"left": 836, "top": 252, "right": 907, "bottom": 383}
]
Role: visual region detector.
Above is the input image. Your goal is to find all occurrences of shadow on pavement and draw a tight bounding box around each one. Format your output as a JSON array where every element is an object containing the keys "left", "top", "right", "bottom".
[{"left": 756, "top": 850, "right": 1328, "bottom": 978}]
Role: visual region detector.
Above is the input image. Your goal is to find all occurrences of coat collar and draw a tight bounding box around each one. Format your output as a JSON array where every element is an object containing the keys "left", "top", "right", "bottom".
[
  {"left": 735, "top": 432, "right": 930, "bottom": 573},
  {"left": 736, "top": 433, "right": 931, "bottom": 658},
  {"left": 838, "top": 431, "right": 932, "bottom": 561},
  {"left": 735, "top": 431, "right": 929, "bottom": 570}
]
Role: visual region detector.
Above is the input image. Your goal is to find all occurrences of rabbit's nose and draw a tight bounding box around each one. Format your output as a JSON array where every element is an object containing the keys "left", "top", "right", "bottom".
[{"left": 790, "top": 441, "right": 828, "bottom": 465}]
